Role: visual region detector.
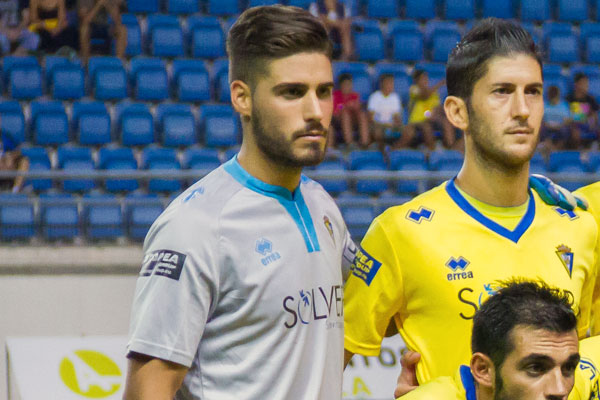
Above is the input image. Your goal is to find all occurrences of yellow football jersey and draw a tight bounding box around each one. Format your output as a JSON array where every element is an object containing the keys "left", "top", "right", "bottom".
[
  {"left": 399, "top": 336, "right": 600, "bottom": 400},
  {"left": 344, "top": 180, "right": 598, "bottom": 384},
  {"left": 576, "top": 182, "right": 600, "bottom": 336}
]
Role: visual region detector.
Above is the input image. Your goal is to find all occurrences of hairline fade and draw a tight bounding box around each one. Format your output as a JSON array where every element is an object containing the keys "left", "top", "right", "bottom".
[{"left": 226, "top": 5, "right": 333, "bottom": 89}]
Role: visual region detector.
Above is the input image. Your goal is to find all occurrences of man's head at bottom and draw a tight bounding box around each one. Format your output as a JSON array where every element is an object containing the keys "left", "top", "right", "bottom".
[{"left": 471, "top": 281, "right": 579, "bottom": 400}]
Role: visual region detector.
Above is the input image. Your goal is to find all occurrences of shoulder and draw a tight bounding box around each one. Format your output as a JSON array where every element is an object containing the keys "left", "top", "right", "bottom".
[{"left": 400, "top": 376, "right": 462, "bottom": 399}]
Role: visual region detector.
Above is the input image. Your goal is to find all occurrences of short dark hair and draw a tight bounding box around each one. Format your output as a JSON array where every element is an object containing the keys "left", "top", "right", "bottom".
[
  {"left": 226, "top": 5, "right": 332, "bottom": 88},
  {"left": 574, "top": 72, "right": 588, "bottom": 84},
  {"left": 447, "top": 18, "right": 542, "bottom": 100},
  {"left": 412, "top": 69, "right": 426, "bottom": 82},
  {"left": 472, "top": 280, "right": 576, "bottom": 369},
  {"left": 338, "top": 73, "right": 353, "bottom": 86},
  {"left": 379, "top": 73, "right": 394, "bottom": 83},
  {"left": 547, "top": 85, "right": 560, "bottom": 99}
]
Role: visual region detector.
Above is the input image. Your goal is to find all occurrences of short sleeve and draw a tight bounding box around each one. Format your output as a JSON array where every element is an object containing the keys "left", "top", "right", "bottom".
[
  {"left": 367, "top": 93, "right": 376, "bottom": 112},
  {"left": 127, "top": 207, "right": 220, "bottom": 367},
  {"left": 344, "top": 217, "right": 405, "bottom": 356}
]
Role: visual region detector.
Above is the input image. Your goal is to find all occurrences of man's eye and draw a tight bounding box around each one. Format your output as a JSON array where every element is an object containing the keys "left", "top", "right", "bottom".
[
  {"left": 525, "top": 364, "right": 547, "bottom": 376},
  {"left": 283, "top": 88, "right": 304, "bottom": 97},
  {"left": 526, "top": 88, "right": 542, "bottom": 96},
  {"left": 318, "top": 87, "right": 333, "bottom": 98},
  {"left": 494, "top": 88, "right": 511, "bottom": 94}
]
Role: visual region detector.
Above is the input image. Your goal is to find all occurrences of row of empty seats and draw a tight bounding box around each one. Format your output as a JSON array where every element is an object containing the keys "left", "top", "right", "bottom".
[
  {"left": 125, "top": 0, "right": 600, "bottom": 23},
  {"left": 18, "top": 148, "right": 600, "bottom": 195},
  {"left": 0, "top": 100, "right": 240, "bottom": 148}
]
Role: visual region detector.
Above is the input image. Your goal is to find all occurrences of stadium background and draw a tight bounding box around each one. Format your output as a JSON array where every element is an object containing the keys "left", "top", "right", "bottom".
[{"left": 1, "top": 0, "right": 600, "bottom": 398}]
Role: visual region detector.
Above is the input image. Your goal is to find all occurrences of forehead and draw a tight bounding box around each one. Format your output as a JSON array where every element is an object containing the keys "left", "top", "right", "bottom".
[
  {"left": 261, "top": 52, "right": 333, "bottom": 86},
  {"left": 477, "top": 54, "right": 542, "bottom": 87},
  {"left": 508, "top": 326, "right": 578, "bottom": 361}
]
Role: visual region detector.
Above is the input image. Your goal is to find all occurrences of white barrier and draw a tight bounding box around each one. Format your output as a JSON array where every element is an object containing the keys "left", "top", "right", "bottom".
[
  {"left": 6, "top": 336, "right": 128, "bottom": 400},
  {"left": 343, "top": 335, "right": 406, "bottom": 400}
]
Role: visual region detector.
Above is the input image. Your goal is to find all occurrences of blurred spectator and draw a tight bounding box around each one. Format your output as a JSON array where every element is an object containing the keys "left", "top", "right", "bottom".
[
  {"left": 0, "top": 129, "right": 29, "bottom": 193},
  {"left": 77, "top": 0, "right": 126, "bottom": 64},
  {"left": 566, "top": 72, "right": 599, "bottom": 149},
  {"left": 309, "top": 0, "right": 352, "bottom": 60},
  {"left": 541, "top": 85, "right": 571, "bottom": 151},
  {"left": 367, "top": 74, "right": 403, "bottom": 152},
  {"left": 404, "top": 69, "right": 455, "bottom": 151},
  {"left": 0, "top": 0, "right": 39, "bottom": 55},
  {"left": 28, "top": 0, "right": 78, "bottom": 53},
  {"left": 332, "top": 73, "right": 370, "bottom": 148}
]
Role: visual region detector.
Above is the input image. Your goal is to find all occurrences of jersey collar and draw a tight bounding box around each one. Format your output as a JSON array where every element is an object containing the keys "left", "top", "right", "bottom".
[
  {"left": 224, "top": 156, "right": 320, "bottom": 253},
  {"left": 445, "top": 178, "right": 535, "bottom": 244},
  {"left": 459, "top": 365, "right": 477, "bottom": 400}
]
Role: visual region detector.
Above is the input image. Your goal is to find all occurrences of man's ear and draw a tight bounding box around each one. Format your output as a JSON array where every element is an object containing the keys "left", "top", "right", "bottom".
[
  {"left": 231, "top": 80, "right": 252, "bottom": 118},
  {"left": 444, "top": 95, "right": 469, "bottom": 131},
  {"left": 470, "top": 352, "right": 495, "bottom": 389}
]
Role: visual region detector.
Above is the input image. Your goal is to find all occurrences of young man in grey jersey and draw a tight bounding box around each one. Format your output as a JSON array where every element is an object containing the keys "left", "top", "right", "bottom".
[{"left": 123, "top": 5, "right": 356, "bottom": 400}]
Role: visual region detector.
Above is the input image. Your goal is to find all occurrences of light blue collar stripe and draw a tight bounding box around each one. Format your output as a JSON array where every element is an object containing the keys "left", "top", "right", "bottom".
[
  {"left": 445, "top": 179, "right": 535, "bottom": 244},
  {"left": 223, "top": 156, "right": 320, "bottom": 253},
  {"left": 459, "top": 365, "right": 477, "bottom": 400}
]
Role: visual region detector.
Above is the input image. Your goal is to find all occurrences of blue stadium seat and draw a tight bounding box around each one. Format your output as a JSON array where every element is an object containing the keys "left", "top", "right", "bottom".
[
  {"left": 444, "top": 0, "right": 475, "bottom": 20},
  {"left": 543, "top": 64, "right": 570, "bottom": 97},
  {"left": 520, "top": 22, "right": 542, "bottom": 45},
  {"left": 50, "top": 62, "right": 85, "bottom": 100},
  {"left": 98, "top": 147, "right": 139, "bottom": 192},
  {"left": 375, "top": 192, "right": 412, "bottom": 215},
  {"left": 389, "top": 149, "right": 427, "bottom": 194},
  {"left": 388, "top": 20, "right": 424, "bottom": 62},
  {"left": 548, "top": 151, "right": 587, "bottom": 191},
  {"left": 44, "top": 56, "right": 81, "bottom": 86},
  {"left": 72, "top": 101, "right": 112, "bottom": 146},
  {"left": 157, "top": 103, "right": 197, "bottom": 147},
  {"left": 147, "top": 14, "right": 184, "bottom": 58},
  {"left": 121, "top": 14, "right": 142, "bottom": 57},
  {"left": 337, "top": 195, "right": 375, "bottom": 239},
  {"left": 333, "top": 61, "right": 372, "bottom": 102},
  {"left": 57, "top": 146, "right": 96, "bottom": 192},
  {"left": 182, "top": 147, "right": 221, "bottom": 171},
  {"left": 374, "top": 62, "right": 411, "bottom": 107},
  {"left": 248, "top": 0, "right": 279, "bottom": 5},
  {"left": 127, "top": 0, "right": 159, "bottom": 13},
  {"left": 40, "top": 193, "right": 80, "bottom": 240},
  {"left": 425, "top": 21, "right": 461, "bottom": 63},
  {"left": 4, "top": 56, "right": 42, "bottom": 99},
  {"left": 581, "top": 23, "right": 600, "bottom": 63},
  {"left": 543, "top": 23, "right": 579, "bottom": 64},
  {"left": 0, "top": 194, "right": 35, "bottom": 240},
  {"left": 83, "top": 193, "right": 123, "bottom": 240},
  {"left": 89, "top": 56, "right": 127, "bottom": 101},
  {"left": 172, "top": 59, "right": 211, "bottom": 102},
  {"left": 352, "top": 19, "right": 385, "bottom": 62},
  {"left": 20, "top": 147, "right": 52, "bottom": 191},
  {"left": 188, "top": 16, "right": 226, "bottom": 59},
  {"left": 201, "top": 104, "right": 240, "bottom": 147},
  {"left": 557, "top": 0, "right": 589, "bottom": 22},
  {"left": 167, "top": 0, "right": 200, "bottom": 14},
  {"left": 130, "top": 57, "right": 169, "bottom": 101},
  {"left": 30, "top": 101, "right": 69, "bottom": 146},
  {"left": 116, "top": 102, "right": 155, "bottom": 146},
  {"left": 482, "top": 0, "right": 514, "bottom": 18},
  {"left": 0, "top": 101, "right": 25, "bottom": 147},
  {"left": 405, "top": 0, "right": 436, "bottom": 19},
  {"left": 529, "top": 152, "right": 548, "bottom": 174},
  {"left": 125, "top": 193, "right": 164, "bottom": 241},
  {"left": 212, "top": 58, "right": 230, "bottom": 103},
  {"left": 521, "top": 0, "right": 550, "bottom": 21},
  {"left": 588, "top": 151, "right": 600, "bottom": 172},
  {"left": 366, "top": 0, "right": 398, "bottom": 18},
  {"left": 288, "top": 0, "right": 311, "bottom": 8},
  {"left": 142, "top": 146, "right": 182, "bottom": 193},
  {"left": 207, "top": 0, "right": 240, "bottom": 16},
  {"left": 314, "top": 158, "right": 348, "bottom": 196},
  {"left": 349, "top": 150, "right": 389, "bottom": 195},
  {"left": 428, "top": 149, "right": 463, "bottom": 184}
]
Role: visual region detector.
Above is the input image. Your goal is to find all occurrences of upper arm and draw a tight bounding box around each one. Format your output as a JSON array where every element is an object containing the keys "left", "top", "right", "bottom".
[{"left": 123, "top": 353, "right": 189, "bottom": 400}]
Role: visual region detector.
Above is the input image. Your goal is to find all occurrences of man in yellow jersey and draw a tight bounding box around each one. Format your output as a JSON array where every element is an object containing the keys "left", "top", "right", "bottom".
[
  {"left": 398, "top": 281, "right": 600, "bottom": 400},
  {"left": 343, "top": 17, "right": 599, "bottom": 386}
]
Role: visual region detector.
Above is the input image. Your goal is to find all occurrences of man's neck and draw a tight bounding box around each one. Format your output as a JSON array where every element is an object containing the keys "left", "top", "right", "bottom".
[
  {"left": 455, "top": 154, "right": 530, "bottom": 207},
  {"left": 237, "top": 146, "right": 302, "bottom": 193}
]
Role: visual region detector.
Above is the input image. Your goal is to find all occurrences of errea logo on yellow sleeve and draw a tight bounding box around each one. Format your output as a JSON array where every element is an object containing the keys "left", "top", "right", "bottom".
[
  {"left": 351, "top": 247, "right": 382, "bottom": 286},
  {"left": 59, "top": 350, "right": 122, "bottom": 398}
]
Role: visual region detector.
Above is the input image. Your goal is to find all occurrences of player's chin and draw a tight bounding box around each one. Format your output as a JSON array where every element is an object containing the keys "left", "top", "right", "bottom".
[{"left": 294, "top": 147, "right": 327, "bottom": 167}]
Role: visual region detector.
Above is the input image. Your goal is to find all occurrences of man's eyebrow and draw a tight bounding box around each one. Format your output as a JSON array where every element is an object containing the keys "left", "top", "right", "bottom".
[
  {"left": 272, "top": 81, "right": 335, "bottom": 91},
  {"left": 517, "top": 353, "right": 580, "bottom": 368},
  {"left": 490, "top": 82, "right": 543, "bottom": 88}
]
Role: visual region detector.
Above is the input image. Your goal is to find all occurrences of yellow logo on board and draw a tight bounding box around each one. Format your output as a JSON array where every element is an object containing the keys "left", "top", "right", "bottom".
[{"left": 59, "top": 350, "right": 122, "bottom": 398}]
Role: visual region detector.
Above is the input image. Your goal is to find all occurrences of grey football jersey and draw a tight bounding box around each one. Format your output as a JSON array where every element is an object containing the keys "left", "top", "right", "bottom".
[{"left": 127, "top": 157, "right": 356, "bottom": 399}]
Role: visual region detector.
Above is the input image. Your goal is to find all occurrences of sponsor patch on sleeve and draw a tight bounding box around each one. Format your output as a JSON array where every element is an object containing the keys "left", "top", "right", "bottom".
[
  {"left": 351, "top": 246, "right": 382, "bottom": 286},
  {"left": 140, "top": 249, "right": 187, "bottom": 281}
]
